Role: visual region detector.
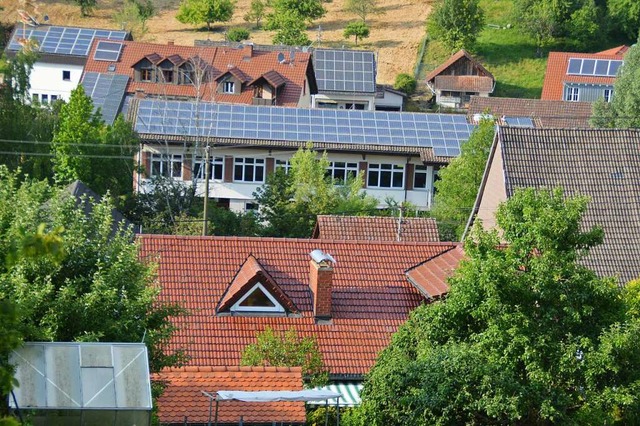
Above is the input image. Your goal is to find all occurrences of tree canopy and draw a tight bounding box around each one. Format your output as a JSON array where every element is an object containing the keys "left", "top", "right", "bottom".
[
  {"left": 266, "top": 0, "right": 326, "bottom": 27},
  {"left": 343, "top": 21, "right": 370, "bottom": 46},
  {"left": 427, "top": 0, "right": 485, "bottom": 51},
  {"left": 432, "top": 118, "right": 495, "bottom": 240},
  {"left": 176, "top": 0, "right": 235, "bottom": 31},
  {"left": 344, "top": 0, "right": 382, "bottom": 23},
  {"left": 357, "top": 187, "right": 640, "bottom": 424}
]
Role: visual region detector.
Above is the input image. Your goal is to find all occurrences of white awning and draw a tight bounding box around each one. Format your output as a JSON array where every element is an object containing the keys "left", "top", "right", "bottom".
[
  {"left": 308, "top": 382, "right": 363, "bottom": 406},
  {"left": 214, "top": 390, "right": 342, "bottom": 402}
]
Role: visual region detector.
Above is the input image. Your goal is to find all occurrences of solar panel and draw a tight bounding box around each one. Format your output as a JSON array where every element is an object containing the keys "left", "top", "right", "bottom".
[
  {"left": 133, "top": 100, "right": 475, "bottom": 157},
  {"left": 504, "top": 116, "right": 534, "bottom": 128},
  {"left": 314, "top": 48, "right": 377, "bottom": 93},
  {"left": 8, "top": 25, "right": 128, "bottom": 57},
  {"left": 94, "top": 41, "right": 123, "bottom": 61},
  {"left": 567, "top": 58, "right": 624, "bottom": 77},
  {"left": 81, "top": 72, "right": 129, "bottom": 124}
]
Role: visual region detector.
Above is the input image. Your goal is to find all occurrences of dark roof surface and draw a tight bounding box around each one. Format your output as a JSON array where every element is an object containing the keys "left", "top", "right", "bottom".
[
  {"left": 138, "top": 235, "right": 460, "bottom": 377},
  {"left": 426, "top": 49, "right": 494, "bottom": 83},
  {"left": 499, "top": 127, "right": 640, "bottom": 284},
  {"left": 434, "top": 75, "right": 494, "bottom": 93},
  {"left": 312, "top": 215, "right": 440, "bottom": 242}
]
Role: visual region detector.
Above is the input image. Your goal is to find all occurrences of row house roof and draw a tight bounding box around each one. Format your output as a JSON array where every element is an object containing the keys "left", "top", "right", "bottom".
[
  {"left": 312, "top": 215, "right": 440, "bottom": 242},
  {"left": 82, "top": 39, "right": 314, "bottom": 107},
  {"left": 138, "top": 235, "right": 464, "bottom": 378},
  {"left": 541, "top": 46, "right": 628, "bottom": 100}
]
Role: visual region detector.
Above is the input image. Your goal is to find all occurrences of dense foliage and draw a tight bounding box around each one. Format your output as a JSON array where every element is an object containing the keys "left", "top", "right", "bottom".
[
  {"left": 241, "top": 327, "right": 328, "bottom": 388},
  {"left": 243, "top": 0, "right": 267, "bottom": 28},
  {"left": 358, "top": 188, "right": 640, "bottom": 424},
  {"left": 226, "top": 27, "right": 250, "bottom": 42},
  {"left": 343, "top": 21, "right": 370, "bottom": 46},
  {"left": 176, "top": 0, "right": 235, "bottom": 31},
  {"left": 393, "top": 73, "right": 417, "bottom": 95},
  {"left": 427, "top": 0, "right": 485, "bottom": 51}
]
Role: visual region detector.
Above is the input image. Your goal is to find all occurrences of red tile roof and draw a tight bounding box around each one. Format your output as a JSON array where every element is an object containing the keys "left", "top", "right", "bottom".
[
  {"left": 406, "top": 246, "right": 465, "bottom": 299},
  {"left": 138, "top": 235, "right": 460, "bottom": 377},
  {"left": 155, "top": 366, "right": 305, "bottom": 425},
  {"left": 312, "top": 215, "right": 440, "bottom": 242},
  {"left": 434, "top": 75, "right": 494, "bottom": 93},
  {"left": 84, "top": 40, "right": 312, "bottom": 106},
  {"left": 426, "top": 49, "right": 494, "bottom": 84},
  {"left": 541, "top": 47, "right": 628, "bottom": 100}
]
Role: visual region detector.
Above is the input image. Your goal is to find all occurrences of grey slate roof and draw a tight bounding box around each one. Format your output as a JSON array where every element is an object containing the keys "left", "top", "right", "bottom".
[{"left": 499, "top": 127, "right": 640, "bottom": 284}]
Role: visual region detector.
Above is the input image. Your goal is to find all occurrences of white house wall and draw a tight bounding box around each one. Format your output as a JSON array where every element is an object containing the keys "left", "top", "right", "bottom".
[
  {"left": 311, "top": 93, "right": 376, "bottom": 110},
  {"left": 28, "top": 62, "right": 83, "bottom": 103}
]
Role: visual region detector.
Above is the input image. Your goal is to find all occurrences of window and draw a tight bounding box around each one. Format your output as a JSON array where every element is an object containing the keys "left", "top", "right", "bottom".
[
  {"left": 140, "top": 68, "right": 152, "bottom": 82},
  {"left": 194, "top": 156, "right": 224, "bottom": 181},
  {"left": 345, "top": 103, "right": 366, "bottom": 110},
  {"left": 367, "top": 163, "right": 404, "bottom": 188},
  {"left": 151, "top": 154, "right": 182, "bottom": 178},
  {"left": 223, "top": 81, "right": 235, "bottom": 94},
  {"left": 161, "top": 68, "right": 174, "bottom": 83},
  {"left": 234, "top": 157, "right": 265, "bottom": 182},
  {"left": 50, "top": 95, "right": 58, "bottom": 103},
  {"left": 245, "top": 202, "right": 259, "bottom": 212},
  {"left": 32, "top": 93, "right": 39, "bottom": 103},
  {"left": 413, "top": 165, "right": 429, "bottom": 190},
  {"left": 41, "top": 94, "right": 48, "bottom": 104},
  {"left": 62, "top": 70, "right": 71, "bottom": 81},
  {"left": 604, "top": 89, "right": 613, "bottom": 102},
  {"left": 276, "top": 159, "right": 291, "bottom": 174},
  {"left": 254, "top": 85, "right": 264, "bottom": 98},
  {"left": 179, "top": 67, "right": 195, "bottom": 85},
  {"left": 327, "top": 161, "right": 358, "bottom": 185},
  {"left": 230, "top": 283, "right": 285, "bottom": 313},
  {"left": 566, "top": 87, "right": 580, "bottom": 102}
]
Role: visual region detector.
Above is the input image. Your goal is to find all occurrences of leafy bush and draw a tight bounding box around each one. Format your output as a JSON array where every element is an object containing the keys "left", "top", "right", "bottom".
[
  {"left": 227, "top": 27, "right": 250, "bottom": 42},
  {"left": 393, "top": 73, "right": 417, "bottom": 95}
]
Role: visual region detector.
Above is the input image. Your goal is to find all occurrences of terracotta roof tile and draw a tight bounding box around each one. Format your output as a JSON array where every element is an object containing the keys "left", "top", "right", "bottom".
[
  {"left": 155, "top": 366, "right": 305, "bottom": 424},
  {"left": 138, "top": 236, "right": 459, "bottom": 376},
  {"left": 541, "top": 48, "right": 627, "bottom": 100},
  {"left": 434, "top": 75, "right": 494, "bottom": 93},
  {"left": 406, "top": 246, "right": 465, "bottom": 299},
  {"left": 426, "top": 49, "right": 494, "bottom": 83},
  {"left": 468, "top": 96, "right": 593, "bottom": 128},
  {"left": 83, "top": 40, "right": 312, "bottom": 107},
  {"left": 312, "top": 215, "right": 440, "bottom": 242}
]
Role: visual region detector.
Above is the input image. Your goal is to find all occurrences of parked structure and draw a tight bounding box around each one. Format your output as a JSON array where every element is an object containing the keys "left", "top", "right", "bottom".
[
  {"left": 426, "top": 50, "right": 495, "bottom": 109},
  {"left": 5, "top": 24, "right": 130, "bottom": 103},
  {"left": 312, "top": 215, "right": 440, "bottom": 241},
  {"left": 541, "top": 46, "right": 628, "bottom": 102},
  {"left": 467, "top": 127, "right": 640, "bottom": 285}
]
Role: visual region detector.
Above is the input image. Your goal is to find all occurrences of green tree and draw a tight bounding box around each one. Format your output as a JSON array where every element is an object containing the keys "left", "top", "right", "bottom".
[
  {"left": 226, "top": 27, "right": 250, "bottom": 42},
  {"left": 393, "top": 73, "right": 417, "bottom": 95},
  {"left": 432, "top": 118, "right": 495, "bottom": 240},
  {"left": 241, "top": 327, "right": 328, "bottom": 388},
  {"left": 358, "top": 187, "right": 640, "bottom": 424},
  {"left": 0, "top": 167, "right": 187, "bottom": 374},
  {"left": 266, "top": 0, "right": 326, "bottom": 29},
  {"left": 608, "top": 0, "right": 640, "bottom": 40},
  {"left": 271, "top": 11, "right": 312, "bottom": 46},
  {"left": 243, "top": 0, "right": 267, "bottom": 28},
  {"left": 591, "top": 35, "right": 640, "bottom": 128},
  {"left": 113, "top": 0, "right": 156, "bottom": 39},
  {"left": 343, "top": 21, "right": 370, "bottom": 46},
  {"left": 344, "top": 0, "right": 382, "bottom": 23},
  {"left": 567, "top": 0, "right": 601, "bottom": 50},
  {"left": 427, "top": 0, "right": 485, "bottom": 51},
  {"left": 176, "top": 0, "right": 235, "bottom": 31},
  {"left": 75, "top": 0, "right": 97, "bottom": 16}
]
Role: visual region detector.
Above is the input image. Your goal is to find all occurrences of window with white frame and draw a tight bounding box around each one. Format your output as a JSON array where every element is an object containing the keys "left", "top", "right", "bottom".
[
  {"left": 194, "top": 156, "right": 224, "bottom": 181},
  {"left": 327, "top": 161, "right": 358, "bottom": 185},
  {"left": 41, "top": 94, "right": 49, "bottom": 104},
  {"left": 234, "top": 157, "right": 265, "bottom": 182},
  {"left": 604, "top": 88, "right": 613, "bottom": 102},
  {"left": 276, "top": 159, "right": 291, "bottom": 174},
  {"left": 413, "top": 165, "right": 429, "bottom": 190},
  {"left": 566, "top": 87, "right": 580, "bottom": 102},
  {"left": 62, "top": 70, "right": 71, "bottom": 81},
  {"left": 151, "top": 154, "right": 183, "bottom": 178},
  {"left": 223, "top": 80, "right": 235, "bottom": 94},
  {"left": 368, "top": 163, "right": 404, "bottom": 188},
  {"left": 230, "top": 283, "right": 285, "bottom": 313}
]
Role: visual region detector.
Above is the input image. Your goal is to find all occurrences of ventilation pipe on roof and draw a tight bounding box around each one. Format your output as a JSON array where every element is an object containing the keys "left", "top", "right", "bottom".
[{"left": 309, "top": 250, "right": 335, "bottom": 321}]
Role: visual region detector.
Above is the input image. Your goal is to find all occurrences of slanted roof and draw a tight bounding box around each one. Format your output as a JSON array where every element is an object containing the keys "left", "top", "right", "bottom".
[
  {"left": 138, "top": 236, "right": 460, "bottom": 377},
  {"left": 541, "top": 48, "right": 628, "bottom": 100},
  {"left": 484, "top": 127, "right": 640, "bottom": 284},
  {"left": 217, "top": 66, "right": 251, "bottom": 83},
  {"left": 143, "top": 52, "right": 163, "bottom": 65},
  {"left": 83, "top": 40, "right": 313, "bottom": 106},
  {"left": 312, "top": 215, "right": 440, "bottom": 242},
  {"left": 406, "top": 246, "right": 465, "bottom": 299},
  {"left": 217, "top": 254, "right": 298, "bottom": 313},
  {"left": 155, "top": 366, "right": 305, "bottom": 425},
  {"left": 434, "top": 75, "right": 494, "bottom": 93},
  {"left": 249, "top": 70, "right": 287, "bottom": 88},
  {"left": 467, "top": 96, "right": 593, "bottom": 128},
  {"left": 426, "top": 49, "right": 494, "bottom": 83}
]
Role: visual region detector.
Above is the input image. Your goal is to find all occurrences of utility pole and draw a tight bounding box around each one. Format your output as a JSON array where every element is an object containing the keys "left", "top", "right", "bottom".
[{"left": 202, "top": 144, "right": 211, "bottom": 236}]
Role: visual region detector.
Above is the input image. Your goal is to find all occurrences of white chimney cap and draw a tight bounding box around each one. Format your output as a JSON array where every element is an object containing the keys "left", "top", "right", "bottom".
[{"left": 310, "top": 249, "right": 336, "bottom": 265}]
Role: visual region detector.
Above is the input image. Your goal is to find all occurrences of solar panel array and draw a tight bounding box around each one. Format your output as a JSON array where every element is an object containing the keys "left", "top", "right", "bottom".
[
  {"left": 8, "top": 26, "right": 128, "bottom": 57},
  {"left": 134, "top": 99, "right": 476, "bottom": 157},
  {"left": 503, "top": 116, "right": 535, "bottom": 128},
  {"left": 314, "top": 49, "right": 376, "bottom": 93},
  {"left": 567, "top": 58, "right": 623, "bottom": 77},
  {"left": 93, "top": 40, "right": 123, "bottom": 61},
  {"left": 81, "top": 72, "right": 129, "bottom": 124}
]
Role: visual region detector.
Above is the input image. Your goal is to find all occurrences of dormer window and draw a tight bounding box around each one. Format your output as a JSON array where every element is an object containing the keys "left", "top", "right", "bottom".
[
  {"left": 161, "top": 69, "right": 174, "bottom": 83},
  {"left": 230, "top": 283, "right": 285, "bottom": 313},
  {"left": 179, "top": 64, "right": 195, "bottom": 85},
  {"left": 223, "top": 81, "right": 235, "bottom": 93},
  {"left": 141, "top": 68, "right": 152, "bottom": 82}
]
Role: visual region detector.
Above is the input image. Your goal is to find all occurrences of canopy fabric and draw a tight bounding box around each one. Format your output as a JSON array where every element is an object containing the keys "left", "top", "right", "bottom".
[
  {"left": 308, "top": 382, "right": 363, "bottom": 407},
  {"left": 215, "top": 390, "right": 342, "bottom": 402}
]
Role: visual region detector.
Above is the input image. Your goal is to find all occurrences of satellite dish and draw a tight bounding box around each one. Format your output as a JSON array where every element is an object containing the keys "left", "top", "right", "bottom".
[
  {"left": 289, "top": 50, "right": 296, "bottom": 62},
  {"left": 43, "top": 14, "right": 49, "bottom": 22},
  {"left": 277, "top": 52, "right": 285, "bottom": 64},
  {"left": 310, "top": 249, "right": 336, "bottom": 265}
]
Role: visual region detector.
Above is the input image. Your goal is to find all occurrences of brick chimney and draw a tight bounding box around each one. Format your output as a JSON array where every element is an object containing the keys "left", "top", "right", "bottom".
[
  {"left": 167, "top": 40, "right": 175, "bottom": 46},
  {"left": 309, "top": 250, "right": 335, "bottom": 320},
  {"left": 242, "top": 42, "right": 254, "bottom": 59}
]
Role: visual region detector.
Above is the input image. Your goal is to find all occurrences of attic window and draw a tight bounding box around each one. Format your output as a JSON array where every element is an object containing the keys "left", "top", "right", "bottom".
[
  {"left": 230, "top": 283, "right": 285, "bottom": 313},
  {"left": 223, "top": 81, "right": 235, "bottom": 94}
]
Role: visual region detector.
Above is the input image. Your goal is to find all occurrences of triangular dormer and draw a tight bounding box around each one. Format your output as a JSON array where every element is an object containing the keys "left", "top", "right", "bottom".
[{"left": 216, "top": 255, "right": 297, "bottom": 315}]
